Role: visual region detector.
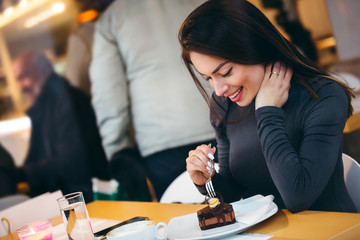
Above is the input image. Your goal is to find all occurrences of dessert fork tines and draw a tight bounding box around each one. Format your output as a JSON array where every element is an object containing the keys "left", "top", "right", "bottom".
[
  {"left": 205, "top": 178, "right": 216, "bottom": 198},
  {"left": 205, "top": 143, "right": 216, "bottom": 198}
]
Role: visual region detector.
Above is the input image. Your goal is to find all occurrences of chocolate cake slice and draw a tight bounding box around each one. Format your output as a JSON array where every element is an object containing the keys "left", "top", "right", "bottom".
[{"left": 197, "top": 197, "right": 236, "bottom": 230}]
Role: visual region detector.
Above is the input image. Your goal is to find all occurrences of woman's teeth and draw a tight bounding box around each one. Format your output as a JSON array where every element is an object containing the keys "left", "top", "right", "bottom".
[{"left": 229, "top": 88, "right": 241, "bottom": 99}]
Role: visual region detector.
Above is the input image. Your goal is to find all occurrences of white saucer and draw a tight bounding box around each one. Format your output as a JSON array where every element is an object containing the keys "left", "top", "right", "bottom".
[{"left": 167, "top": 199, "right": 278, "bottom": 240}]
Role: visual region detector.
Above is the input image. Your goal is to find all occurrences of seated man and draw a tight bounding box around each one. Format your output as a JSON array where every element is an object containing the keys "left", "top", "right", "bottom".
[{"left": 13, "top": 51, "right": 109, "bottom": 202}]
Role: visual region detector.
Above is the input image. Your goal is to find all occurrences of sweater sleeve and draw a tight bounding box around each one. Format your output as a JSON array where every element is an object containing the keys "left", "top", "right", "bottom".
[
  {"left": 255, "top": 83, "right": 348, "bottom": 212},
  {"left": 89, "top": 13, "right": 134, "bottom": 160}
]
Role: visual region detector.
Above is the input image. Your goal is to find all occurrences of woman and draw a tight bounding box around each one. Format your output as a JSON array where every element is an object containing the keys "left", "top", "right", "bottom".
[{"left": 179, "top": 0, "right": 356, "bottom": 213}]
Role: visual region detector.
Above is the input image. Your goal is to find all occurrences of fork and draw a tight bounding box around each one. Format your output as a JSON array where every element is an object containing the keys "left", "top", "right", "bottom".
[{"left": 205, "top": 144, "right": 216, "bottom": 198}]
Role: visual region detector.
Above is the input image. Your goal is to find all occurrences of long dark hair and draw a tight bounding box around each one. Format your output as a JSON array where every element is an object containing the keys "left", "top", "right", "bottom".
[{"left": 179, "top": 0, "right": 353, "bottom": 118}]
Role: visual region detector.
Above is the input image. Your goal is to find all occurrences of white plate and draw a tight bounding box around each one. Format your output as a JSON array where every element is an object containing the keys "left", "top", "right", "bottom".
[{"left": 167, "top": 201, "right": 278, "bottom": 240}]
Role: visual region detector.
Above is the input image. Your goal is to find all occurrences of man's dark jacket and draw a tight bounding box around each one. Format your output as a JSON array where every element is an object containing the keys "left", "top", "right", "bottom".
[
  {"left": 0, "top": 144, "right": 18, "bottom": 197},
  {"left": 23, "top": 72, "right": 109, "bottom": 202}
]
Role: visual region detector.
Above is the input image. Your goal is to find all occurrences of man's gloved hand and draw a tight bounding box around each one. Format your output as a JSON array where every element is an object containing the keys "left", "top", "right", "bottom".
[{"left": 110, "top": 148, "right": 150, "bottom": 200}]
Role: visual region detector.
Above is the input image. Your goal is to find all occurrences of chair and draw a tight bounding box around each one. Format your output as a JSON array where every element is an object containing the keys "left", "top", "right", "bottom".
[
  {"left": 160, "top": 171, "right": 205, "bottom": 204},
  {"left": 0, "top": 194, "right": 30, "bottom": 211},
  {"left": 0, "top": 117, "right": 31, "bottom": 166},
  {"left": 342, "top": 153, "right": 360, "bottom": 212},
  {"left": 332, "top": 72, "right": 360, "bottom": 133}
]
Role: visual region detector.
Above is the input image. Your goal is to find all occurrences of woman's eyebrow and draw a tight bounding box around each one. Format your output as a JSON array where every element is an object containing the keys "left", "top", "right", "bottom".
[{"left": 212, "top": 61, "right": 230, "bottom": 74}]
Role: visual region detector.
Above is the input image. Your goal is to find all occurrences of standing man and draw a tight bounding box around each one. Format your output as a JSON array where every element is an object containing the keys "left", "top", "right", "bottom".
[{"left": 90, "top": 0, "right": 215, "bottom": 200}]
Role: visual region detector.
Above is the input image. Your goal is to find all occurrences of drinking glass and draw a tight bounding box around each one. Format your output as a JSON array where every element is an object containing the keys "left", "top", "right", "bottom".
[{"left": 57, "top": 192, "right": 94, "bottom": 240}]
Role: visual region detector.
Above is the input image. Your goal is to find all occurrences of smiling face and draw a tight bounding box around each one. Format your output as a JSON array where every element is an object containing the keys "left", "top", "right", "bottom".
[{"left": 190, "top": 52, "right": 265, "bottom": 107}]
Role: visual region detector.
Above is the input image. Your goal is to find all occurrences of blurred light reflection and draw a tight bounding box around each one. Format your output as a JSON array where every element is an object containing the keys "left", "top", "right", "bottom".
[{"left": 24, "top": 1, "right": 65, "bottom": 28}]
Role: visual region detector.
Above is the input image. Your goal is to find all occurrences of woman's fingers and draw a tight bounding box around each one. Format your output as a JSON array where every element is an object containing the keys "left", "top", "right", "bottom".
[
  {"left": 270, "top": 61, "right": 281, "bottom": 79},
  {"left": 187, "top": 149, "right": 208, "bottom": 173},
  {"left": 264, "top": 62, "right": 273, "bottom": 80},
  {"left": 256, "top": 61, "right": 292, "bottom": 109},
  {"left": 284, "top": 66, "right": 293, "bottom": 84},
  {"left": 186, "top": 144, "right": 215, "bottom": 185},
  {"left": 277, "top": 62, "right": 287, "bottom": 79}
]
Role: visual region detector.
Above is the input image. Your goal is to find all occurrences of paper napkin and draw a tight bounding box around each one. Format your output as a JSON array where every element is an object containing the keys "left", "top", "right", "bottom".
[
  {"left": 52, "top": 218, "right": 121, "bottom": 240},
  {"left": 231, "top": 195, "right": 275, "bottom": 225}
]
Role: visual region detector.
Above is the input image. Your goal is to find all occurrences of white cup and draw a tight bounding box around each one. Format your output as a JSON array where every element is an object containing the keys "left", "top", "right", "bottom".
[{"left": 106, "top": 220, "right": 168, "bottom": 240}]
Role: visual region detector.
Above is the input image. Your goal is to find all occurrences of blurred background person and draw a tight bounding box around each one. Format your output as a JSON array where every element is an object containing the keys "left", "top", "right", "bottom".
[
  {"left": 90, "top": 0, "right": 215, "bottom": 201},
  {"left": 64, "top": 0, "right": 115, "bottom": 95},
  {"left": 13, "top": 51, "right": 109, "bottom": 202}
]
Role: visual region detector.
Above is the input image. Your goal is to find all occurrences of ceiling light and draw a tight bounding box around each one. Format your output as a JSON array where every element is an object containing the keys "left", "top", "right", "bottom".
[
  {"left": 52, "top": 2, "right": 65, "bottom": 14},
  {"left": 3, "top": 7, "right": 14, "bottom": 17},
  {"left": 19, "top": 0, "right": 28, "bottom": 8}
]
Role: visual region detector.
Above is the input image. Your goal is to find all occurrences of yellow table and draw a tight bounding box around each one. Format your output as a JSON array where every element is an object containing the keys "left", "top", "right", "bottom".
[
  {"left": 1, "top": 201, "right": 360, "bottom": 240},
  {"left": 344, "top": 111, "right": 360, "bottom": 133},
  {"left": 87, "top": 201, "right": 360, "bottom": 240}
]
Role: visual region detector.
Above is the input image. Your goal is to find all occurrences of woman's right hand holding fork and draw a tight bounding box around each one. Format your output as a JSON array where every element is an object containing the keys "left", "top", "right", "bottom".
[{"left": 186, "top": 144, "right": 216, "bottom": 187}]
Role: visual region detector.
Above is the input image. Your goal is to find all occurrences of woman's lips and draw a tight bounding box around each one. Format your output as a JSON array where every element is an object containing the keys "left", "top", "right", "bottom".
[
  {"left": 229, "top": 89, "right": 240, "bottom": 98},
  {"left": 228, "top": 87, "right": 243, "bottom": 102}
]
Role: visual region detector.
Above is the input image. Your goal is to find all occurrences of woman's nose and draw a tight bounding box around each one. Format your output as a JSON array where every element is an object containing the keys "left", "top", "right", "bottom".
[{"left": 212, "top": 78, "right": 229, "bottom": 96}]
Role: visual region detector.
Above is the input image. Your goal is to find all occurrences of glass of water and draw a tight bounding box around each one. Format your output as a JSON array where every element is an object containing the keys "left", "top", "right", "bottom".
[{"left": 57, "top": 192, "right": 94, "bottom": 240}]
